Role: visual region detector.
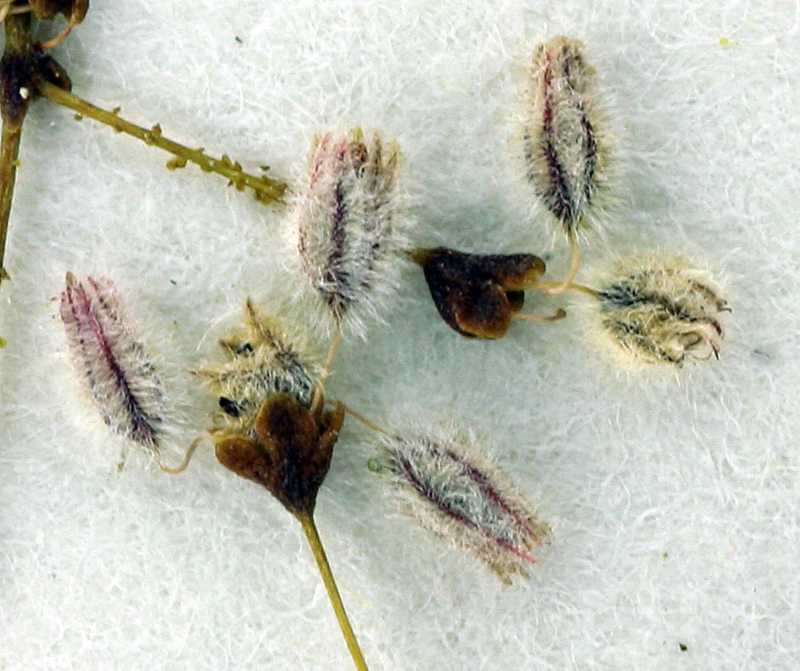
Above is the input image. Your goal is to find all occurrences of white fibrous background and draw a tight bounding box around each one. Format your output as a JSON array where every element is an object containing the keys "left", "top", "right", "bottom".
[{"left": 1, "top": 2, "right": 798, "bottom": 670}]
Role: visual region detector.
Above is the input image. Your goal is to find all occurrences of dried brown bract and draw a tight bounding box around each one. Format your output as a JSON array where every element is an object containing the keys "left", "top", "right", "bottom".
[
  {"left": 198, "top": 322, "right": 368, "bottom": 669},
  {"left": 413, "top": 247, "right": 564, "bottom": 339},
  {"left": 29, "top": 0, "right": 88, "bottom": 48},
  {"left": 214, "top": 392, "right": 344, "bottom": 517},
  {"left": 28, "top": 0, "right": 87, "bottom": 23}
]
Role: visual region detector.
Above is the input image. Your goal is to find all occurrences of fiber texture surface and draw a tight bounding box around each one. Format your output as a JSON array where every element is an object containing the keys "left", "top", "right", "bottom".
[{"left": 1, "top": 2, "right": 798, "bottom": 670}]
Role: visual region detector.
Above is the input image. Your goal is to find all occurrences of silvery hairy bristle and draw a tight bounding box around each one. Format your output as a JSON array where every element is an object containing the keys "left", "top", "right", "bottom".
[
  {"left": 59, "top": 272, "right": 165, "bottom": 452},
  {"left": 523, "top": 36, "right": 611, "bottom": 239},
  {"left": 380, "top": 428, "right": 552, "bottom": 583},
  {"left": 289, "top": 127, "right": 411, "bottom": 337}
]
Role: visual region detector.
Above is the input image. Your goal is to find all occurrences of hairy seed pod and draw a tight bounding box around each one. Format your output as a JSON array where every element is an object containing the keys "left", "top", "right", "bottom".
[
  {"left": 194, "top": 299, "right": 319, "bottom": 433},
  {"left": 60, "top": 272, "right": 164, "bottom": 451},
  {"left": 523, "top": 36, "right": 609, "bottom": 237},
  {"left": 290, "top": 127, "right": 409, "bottom": 336},
  {"left": 380, "top": 428, "right": 551, "bottom": 583},
  {"left": 588, "top": 254, "right": 729, "bottom": 366}
]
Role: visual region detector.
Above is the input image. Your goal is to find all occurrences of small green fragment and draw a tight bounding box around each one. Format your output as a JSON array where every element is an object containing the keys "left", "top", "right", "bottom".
[
  {"left": 0, "top": 337, "right": 7, "bottom": 348},
  {"left": 74, "top": 113, "right": 83, "bottom": 120},
  {"left": 367, "top": 458, "right": 385, "bottom": 474},
  {"left": 166, "top": 156, "right": 188, "bottom": 170}
]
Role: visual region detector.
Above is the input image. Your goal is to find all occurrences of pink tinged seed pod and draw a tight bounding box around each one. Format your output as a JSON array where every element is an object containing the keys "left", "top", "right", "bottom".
[
  {"left": 293, "top": 128, "right": 406, "bottom": 332},
  {"left": 590, "top": 254, "right": 729, "bottom": 366},
  {"left": 60, "top": 272, "right": 164, "bottom": 450},
  {"left": 381, "top": 431, "right": 552, "bottom": 583},
  {"left": 524, "top": 36, "right": 608, "bottom": 237}
]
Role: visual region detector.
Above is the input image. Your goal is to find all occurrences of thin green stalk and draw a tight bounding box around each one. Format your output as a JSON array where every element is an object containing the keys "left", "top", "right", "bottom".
[
  {"left": 297, "top": 510, "right": 370, "bottom": 671},
  {"left": 0, "top": 111, "right": 22, "bottom": 281},
  {"left": 0, "top": 11, "right": 33, "bottom": 283},
  {"left": 34, "top": 79, "right": 287, "bottom": 204}
]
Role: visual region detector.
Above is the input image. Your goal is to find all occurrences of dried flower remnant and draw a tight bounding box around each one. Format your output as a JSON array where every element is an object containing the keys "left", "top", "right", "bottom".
[
  {"left": 195, "top": 302, "right": 369, "bottom": 670},
  {"left": 293, "top": 128, "right": 406, "bottom": 334},
  {"left": 213, "top": 393, "right": 344, "bottom": 519},
  {"left": 589, "top": 254, "right": 728, "bottom": 366},
  {"left": 381, "top": 429, "right": 552, "bottom": 583},
  {"left": 413, "top": 247, "right": 565, "bottom": 339},
  {"left": 210, "top": 393, "right": 370, "bottom": 671},
  {"left": 194, "top": 299, "right": 318, "bottom": 432},
  {"left": 523, "top": 36, "right": 610, "bottom": 291},
  {"left": 60, "top": 272, "right": 164, "bottom": 451},
  {"left": 1, "top": 1, "right": 88, "bottom": 45}
]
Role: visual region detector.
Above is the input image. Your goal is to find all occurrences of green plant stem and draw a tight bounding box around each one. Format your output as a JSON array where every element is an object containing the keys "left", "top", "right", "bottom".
[
  {"left": 0, "top": 110, "right": 22, "bottom": 281},
  {"left": 0, "top": 12, "right": 32, "bottom": 283},
  {"left": 34, "top": 79, "right": 287, "bottom": 204},
  {"left": 296, "top": 510, "right": 370, "bottom": 671}
]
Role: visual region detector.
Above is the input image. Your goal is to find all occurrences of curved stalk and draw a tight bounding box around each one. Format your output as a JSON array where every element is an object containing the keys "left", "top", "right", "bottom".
[
  {"left": 539, "top": 234, "right": 580, "bottom": 295},
  {"left": 513, "top": 308, "right": 566, "bottom": 323},
  {"left": 157, "top": 434, "right": 206, "bottom": 474},
  {"left": 310, "top": 325, "right": 341, "bottom": 415},
  {"left": 531, "top": 279, "right": 598, "bottom": 297}
]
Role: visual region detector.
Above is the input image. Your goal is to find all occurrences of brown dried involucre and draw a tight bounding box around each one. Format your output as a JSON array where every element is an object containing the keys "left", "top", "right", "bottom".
[
  {"left": 59, "top": 273, "right": 164, "bottom": 450},
  {"left": 293, "top": 128, "right": 404, "bottom": 332},
  {"left": 592, "top": 255, "right": 728, "bottom": 365},
  {"left": 381, "top": 431, "right": 551, "bottom": 582},
  {"left": 214, "top": 393, "right": 344, "bottom": 517},
  {"left": 524, "top": 36, "right": 608, "bottom": 236},
  {"left": 413, "top": 247, "right": 547, "bottom": 339}
]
